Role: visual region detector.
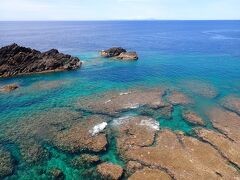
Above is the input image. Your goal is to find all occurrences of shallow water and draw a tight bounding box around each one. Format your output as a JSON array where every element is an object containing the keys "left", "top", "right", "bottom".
[{"left": 0, "top": 21, "right": 240, "bottom": 179}]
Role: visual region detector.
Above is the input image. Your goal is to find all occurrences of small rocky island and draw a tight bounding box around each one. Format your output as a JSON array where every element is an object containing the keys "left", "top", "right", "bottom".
[
  {"left": 0, "top": 43, "right": 82, "bottom": 78},
  {"left": 100, "top": 47, "right": 138, "bottom": 60}
]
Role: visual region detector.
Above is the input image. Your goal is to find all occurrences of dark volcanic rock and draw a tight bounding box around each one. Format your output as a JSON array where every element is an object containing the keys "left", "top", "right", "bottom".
[
  {"left": 0, "top": 43, "right": 82, "bottom": 77},
  {"left": 100, "top": 47, "right": 138, "bottom": 60},
  {"left": 100, "top": 47, "right": 127, "bottom": 57}
]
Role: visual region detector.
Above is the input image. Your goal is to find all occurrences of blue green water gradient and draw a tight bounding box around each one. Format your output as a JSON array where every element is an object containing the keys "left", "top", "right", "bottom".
[{"left": 0, "top": 21, "right": 240, "bottom": 179}]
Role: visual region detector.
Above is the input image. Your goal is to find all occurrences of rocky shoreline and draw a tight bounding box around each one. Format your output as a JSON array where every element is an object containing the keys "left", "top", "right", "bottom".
[{"left": 0, "top": 44, "right": 82, "bottom": 78}]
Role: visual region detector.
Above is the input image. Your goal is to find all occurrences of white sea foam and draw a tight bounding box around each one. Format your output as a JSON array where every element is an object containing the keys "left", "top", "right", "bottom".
[
  {"left": 120, "top": 92, "right": 130, "bottom": 96},
  {"left": 104, "top": 99, "right": 112, "bottom": 104},
  {"left": 112, "top": 116, "right": 132, "bottom": 126},
  {"left": 139, "top": 118, "right": 160, "bottom": 131},
  {"left": 89, "top": 122, "right": 108, "bottom": 136}
]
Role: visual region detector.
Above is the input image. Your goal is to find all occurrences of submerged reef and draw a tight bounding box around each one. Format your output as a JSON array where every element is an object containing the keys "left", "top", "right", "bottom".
[
  {"left": 0, "top": 148, "right": 14, "bottom": 178},
  {"left": 0, "top": 43, "right": 82, "bottom": 77}
]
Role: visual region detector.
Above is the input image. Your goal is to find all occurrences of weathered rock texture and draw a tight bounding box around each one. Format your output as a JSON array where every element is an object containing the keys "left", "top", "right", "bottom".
[
  {"left": 195, "top": 128, "right": 240, "bottom": 168},
  {"left": 121, "top": 129, "right": 240, "bottom": 179},
  {"left": 167, "top": 91, "right": 192, "bottom": 105},
  {"left": 0, "top": 148, "right": 14, "bottom": 178},
  {"left": 0, "top": 43, "right": 81, "bottom": 77},
  {"left": 183, "top": 80, "right": 218, "bottom": 98},
  {"left": 100, "top": 47, "right": 138, "bottom": 60},
  {"left": 128, "top": 168, "right": 171, "bottom": 180},
  {"left": 220, "top": 96, "right": 240, "bottom": 115},
  {"left": 182, "top": 110, "right": 205, "bottom": 126},
  {"left": 0, "top": 83, "right": 19, "bottom": 92},
  {"left": 97, "top": 162, "right": 123, "bottom": 180},
  {"left": 113, "top": 116, "right": 159, "bottom": 155},
  {"left": 78, "top": 89, "right": 166, "bottom": 116}
]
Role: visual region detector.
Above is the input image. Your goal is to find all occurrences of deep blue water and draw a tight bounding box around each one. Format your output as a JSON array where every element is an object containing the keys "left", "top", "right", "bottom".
[{"left": 0, "top": 21, "right": 240, "bottom": 179}]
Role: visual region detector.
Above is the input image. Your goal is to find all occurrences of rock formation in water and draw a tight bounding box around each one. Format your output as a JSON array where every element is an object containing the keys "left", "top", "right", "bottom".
[
  {"left": 0, "top": 43, "right": 82, "bottom": 77},
  {"left": 0, "top": 83, "right": 19, "bottom": 92},
  {"left": 97, "top": 162, "right": 123, "bottom": 180},
  {"left": 100, "top": 47, "right": 138, "bottom": 60}
]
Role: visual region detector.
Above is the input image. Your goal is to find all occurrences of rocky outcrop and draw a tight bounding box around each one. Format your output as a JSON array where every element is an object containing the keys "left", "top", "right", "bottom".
[
  {"left": 0, "top": 148, "right": 14, "bottom": 178},
  {"left": 97, "top": 163, "right": 123, "bottom": 180},
  {"left": 78, "top": 89, "right": 166, "bottom": 116},
  {"left": 112, "top": 116, "right": 159, "bottom": 155},
  {"left": 0, "top": 43, "right": 82, "bottom": 77},
  {"left": 71, "top": 154, "right": 100, "bottom": 167},
  {"left": 100, "top": 47, "right": 138, "bottom": 60},
  {"left": 53, "top": 115, "right": 108, "bottom": 153},
  {"left": 182, "top": 111, "right": 205, "bottom": 126},
  {"left": 167, "top": 91, "right": 192, "bottom": 105},
  {"left": 0, "top": 83, "right": 18, "bottom": 92},
  {"left": 116, "top": 52, "right": 138, "bottom": 60}
]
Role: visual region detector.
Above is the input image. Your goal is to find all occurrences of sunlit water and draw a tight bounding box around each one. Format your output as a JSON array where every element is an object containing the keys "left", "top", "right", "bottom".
[{"left": 0, "top": 21, "right": 240, "bottom": 179}]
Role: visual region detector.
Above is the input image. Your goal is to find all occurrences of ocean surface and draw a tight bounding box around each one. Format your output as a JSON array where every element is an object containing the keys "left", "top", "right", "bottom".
[{"left": 0, "top": 21, "right": 240, "bottom": 179}]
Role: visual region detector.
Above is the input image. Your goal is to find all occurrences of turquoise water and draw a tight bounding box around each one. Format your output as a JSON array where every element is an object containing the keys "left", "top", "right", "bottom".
[{"left": 0, "top": 21, "right": 240, "bottom": 179}]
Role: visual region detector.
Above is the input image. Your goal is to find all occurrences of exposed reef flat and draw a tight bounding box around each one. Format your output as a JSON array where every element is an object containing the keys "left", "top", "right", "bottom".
[
  {"left": 128, "top": 168, "right": 171, "bottom": 180},
  {"left": 100, "top": 47, "right": 138, "bottom": 60},
  {"left": 220, "top": 95, "right": 240, "bottom": 115},
  {"left": 123, "top": 129, "right": 240, "bottom": 179},
  {"left": 195, "top": 128, "right": 240, "bottom": 168},
  {"left": 0, "top": 43, "right": 82, "bottom": 77},
  {"left": 1, "top": 87, "right": 240, "bottom": 179},
  {"left": 77, "top": 88, "right": 166, "bottom": 116}
]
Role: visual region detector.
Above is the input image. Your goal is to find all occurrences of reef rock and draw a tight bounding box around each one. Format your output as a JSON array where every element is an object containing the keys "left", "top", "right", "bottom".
[
  {"left": 100, "top": 47, "right": 138, "bottom": 60},
  {"left": 123, "top": 129, "right": 240, "bottom": 179},
  {"left": 112, "top": 116, "right": 159, "bottom": 155},
  {"left": 207, "top": 108, "right": 240, "bottom": 142},
  {"left": 0, "top": 148, "right": 14, "bottom": 178},
  {"left": 53, "top": 115, "right": 108, "bottom": 153},
  {"left": 97, "top": 162, "right": 123, "bottom": 180},
  {"left": 220, "top": 96, "right": 240, "bottom": 116},
  {"left": 128, "top": 168, "right": 171, "bottom": 180},
  {"left": 182, "top": 111, "right": 205, "bottom": 126},
  {"left": 0, "top": 43, "right": 81, "bottom": 77},
  {"left": 49, "top": 168, "right": 65, "bottom": 180},
  {"left": 116, "top": 52, "right": 138, "bottom": 60},
  {"left": 71, "top": 154, "right": 100, "bottom": 167},
  {"left": 195, "top": 128, "right": 240, "bottom": 168},
  {"left": 0, "top": 83, "right": 19, "bottom": 92},
  {"left": 78, "top": 89, "right": 166, "bottom": 115},
  {"left": 126, "top": 161, "right": 143, "bottom": 175},
  {"left": 167, "top": 91, "right": 192, "bottom": 105}
]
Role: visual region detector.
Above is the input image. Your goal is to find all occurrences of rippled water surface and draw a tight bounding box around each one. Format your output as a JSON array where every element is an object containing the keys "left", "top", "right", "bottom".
[{"left": 0, "top": 21, "right": 240, "bottom": 179}]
